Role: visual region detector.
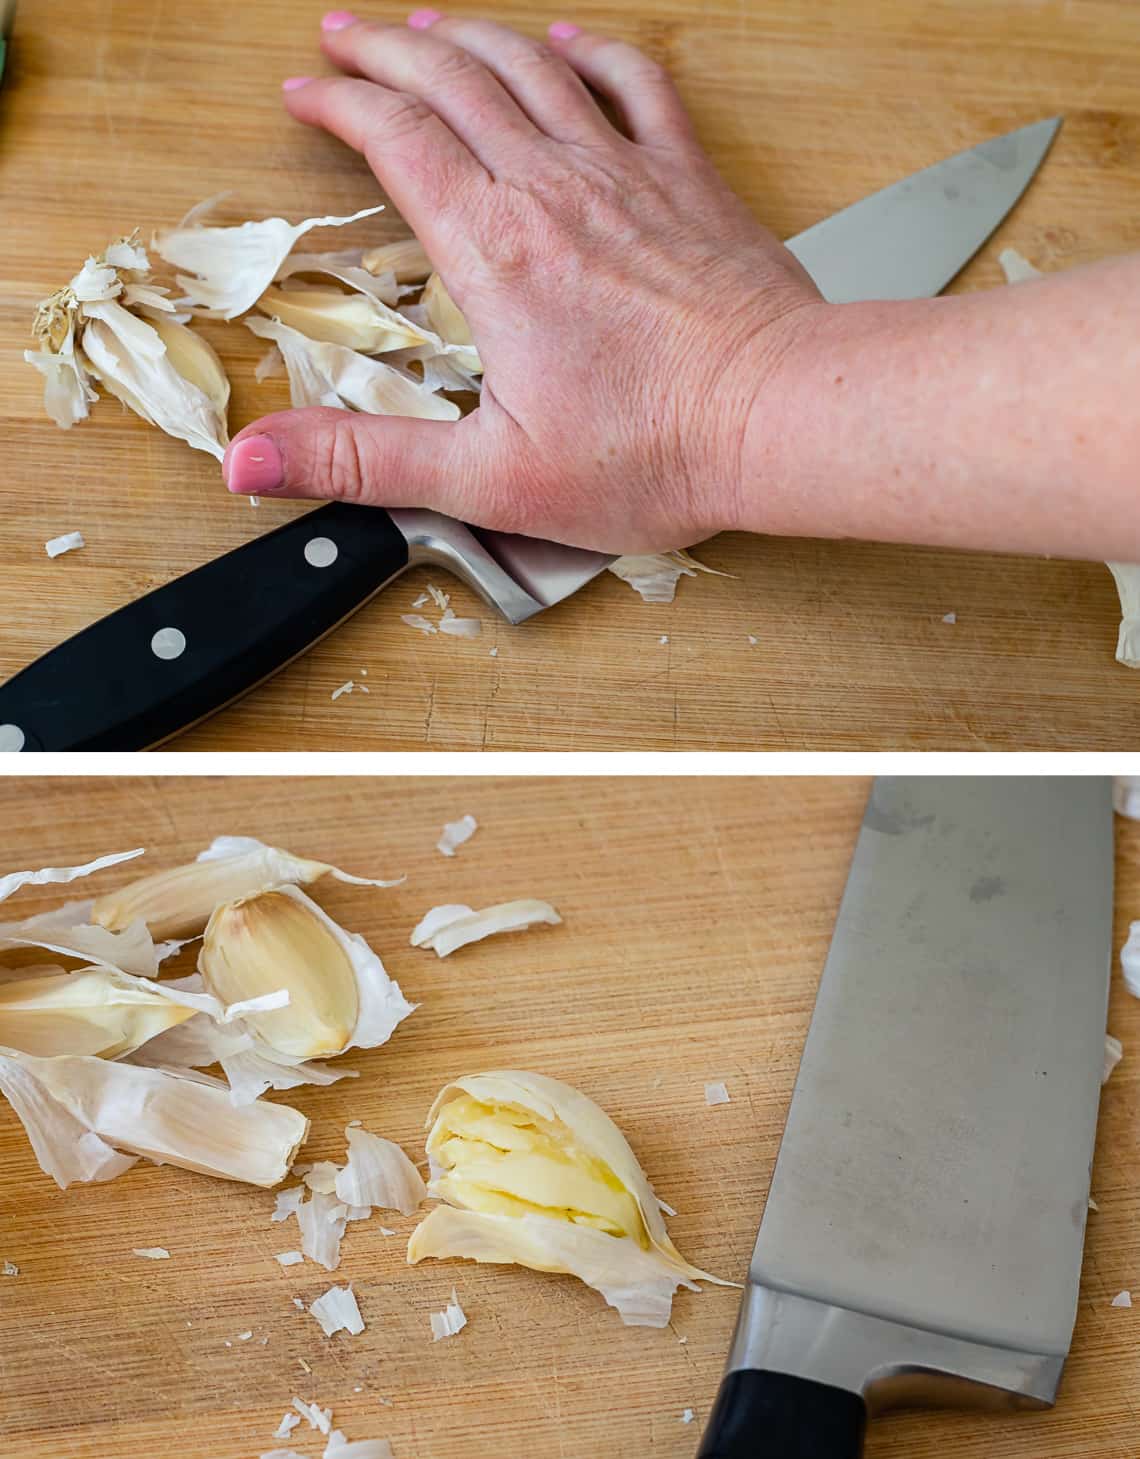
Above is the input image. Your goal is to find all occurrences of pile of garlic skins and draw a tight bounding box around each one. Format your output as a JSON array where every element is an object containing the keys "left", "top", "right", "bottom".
[
  {"left": 0, "top": 840, "right": 728, "bottom": 1328},
  {"left": 25, "top": 200, "right": 482, "bottom": 456}
]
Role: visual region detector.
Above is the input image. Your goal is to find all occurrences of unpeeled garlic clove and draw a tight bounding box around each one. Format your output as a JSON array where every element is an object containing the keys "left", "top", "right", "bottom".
[
  {"left": 420, "top": 273, "right": 481, "bottom": 376},
  {"left": 198, "top": 883, "right": 413, "bottom": 1062},
  {"left": 0, "top": 966, "right": 195, "bottom": 1060},
  {"left": 91, "top": 834, "right": 401, "bottom": 941},
  {"left": 361, "top": 237, "right": 433, "bottom": 284},
  {"left": 256, "top": 283, "right": 435, "bottom": 354}
]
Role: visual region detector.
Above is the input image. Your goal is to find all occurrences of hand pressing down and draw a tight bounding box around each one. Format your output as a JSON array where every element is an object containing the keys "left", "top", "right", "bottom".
[{"left": 222, "top": 10, "right": 824, "bottom": 553}]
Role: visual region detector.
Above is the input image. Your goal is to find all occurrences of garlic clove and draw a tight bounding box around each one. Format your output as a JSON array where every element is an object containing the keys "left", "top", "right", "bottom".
[
  {"left": 0, "top": 965, "right": 195, "bottom": 1059},
  {"left": 0, "top": 1047, "right": 308, "bottom": 1188},
  {"left": 420, "top": 272, "right": 481, "bottom": 377},
  {"left": 256, "top": 283, "right": 435, "bottom": 355},
  {"left": 91, "top": 833, "right": 401, "bottom": 941},
  {"left": 361, "top": 237, "right": 433, "bottom": 284},
  {"left": 198, "top": 883, "right": 413, "bottom": 1061}
]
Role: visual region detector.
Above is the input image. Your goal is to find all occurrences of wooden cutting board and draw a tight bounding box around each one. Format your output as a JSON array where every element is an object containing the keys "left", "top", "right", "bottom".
[
  {"left": 3, "top": 1, "right": 1140, "bottom": 750},
  {"left": 0, "top": 776, "right": 1137, "bottom": 1458}
]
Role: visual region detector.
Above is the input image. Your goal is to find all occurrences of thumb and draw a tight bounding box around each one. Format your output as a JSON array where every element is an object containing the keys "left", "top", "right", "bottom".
[{"left": 222, "top": 407, "right": 481, "bottom": 519}]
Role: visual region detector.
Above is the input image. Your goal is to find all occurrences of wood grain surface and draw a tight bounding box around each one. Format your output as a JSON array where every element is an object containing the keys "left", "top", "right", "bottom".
[
  {"left": 0, "top": 775, "right": 1137, "bottom": 1458},
  {"left": 2, "top": 2, "right": 1140, "bottom": 750}
]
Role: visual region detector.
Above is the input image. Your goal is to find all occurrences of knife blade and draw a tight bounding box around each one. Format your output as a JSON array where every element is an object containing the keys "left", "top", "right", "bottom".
[
  {"left": 698, "top": 776, "right": 1113, "bottom": 1459},
  {"left": 0, "top": 119, "right": 1060, "bottom": 751}
]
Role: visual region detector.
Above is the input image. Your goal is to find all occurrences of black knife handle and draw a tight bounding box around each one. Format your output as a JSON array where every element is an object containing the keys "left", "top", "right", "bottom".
[
  {"left": 697, "top": 1371, "right": 866, "bottom": 1459},
  {"left": 0, "top": 502, "right": 410, "bottom": 751}
]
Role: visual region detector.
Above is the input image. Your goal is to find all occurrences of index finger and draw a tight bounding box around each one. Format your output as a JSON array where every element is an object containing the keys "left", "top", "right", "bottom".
[{"left": 282, "top": 74, "right": 490, "bottom": 252}]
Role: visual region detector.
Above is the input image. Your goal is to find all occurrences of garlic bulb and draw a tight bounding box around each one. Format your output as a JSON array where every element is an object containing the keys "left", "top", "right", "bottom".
[
  {"left": 407, "top": 1071, "right": 730, "bottom": 1326},
  {"left": 91, "top": 833, "right": 401, "bottom": 941},
  {"left": 198, "top": 883, "right": 413, "bottom": 1061},
  {"left": 26, "top": 236, "right": 230, "bottom": 457}
]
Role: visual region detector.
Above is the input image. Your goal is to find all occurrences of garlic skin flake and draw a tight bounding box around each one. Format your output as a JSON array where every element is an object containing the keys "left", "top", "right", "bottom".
[
  {"left": 1107, "top": 564, "right": 1140, "bottom": 669},
  {"left": 1104, "top": 1034, "right": 1123, "bottom": 1084},
  {"left": 0, "top": 901, "right": 169, "bottom": 979},
  {"left": 0, "top": 848, "right": 143, "bottom": 907},
  {"left": 608, "top": 549, "right": 731, "bottom": 605},
  {"left": 362, "top": 237, "right": 432, "bottom": 283},
  {"left": 246, "top": 315, "right": 460, "bottom": 420},
  {"left": 429, "top": 1287, "right": 468, "bottom": 1341},
  {"left": 1121, "top": 920, "right": 1140, "bottom": 999},
  {"left": 199, "top": 883, "right": 414, "bottom": 1061},
  {"left": 334, "top": 1124, "right": 426, "bottom": 1215},
  {"left": 1114, "top": 777, "right": 1140, "bottom": 819},
  {"left": 410, "top": 900, "right": 562, "bottom": 958},
  {"left": 92, "top": 833, "right": 400, "bottom": 941},
  {"left": 309, "top": 1283, "right": 365, "bottom": 1337},
  {"left": 45, "top": 531, "right": 85, "bottom": 559},
  {"left": 155, "top": 203, "right": 385, "bottom": 319},
  {"left": 407, "top": 1071, "right": 729, "bottom": 1327},
  {"left": 437, "top": 814, "right": 477, "bottom": 858},
  {"left": 0, "top": 1048, "right": 308, "bottom": 1189}
]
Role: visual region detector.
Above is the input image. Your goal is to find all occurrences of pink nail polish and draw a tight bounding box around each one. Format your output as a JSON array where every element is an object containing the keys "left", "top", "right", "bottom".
[
  {"left": 282, "top": 75, "right": 313, "bottom": 91},
  {"left": 548, "top": 20, "right": 581, "bottom": 39},
  {"left": 225, "top": 435, "right": 284, "bottom": 495},
  {"left": 321, "top": 9, "right": 358, "bottom": 31},
  {"left": 408, "top": 8, "right": 442, "bottom": 29}
]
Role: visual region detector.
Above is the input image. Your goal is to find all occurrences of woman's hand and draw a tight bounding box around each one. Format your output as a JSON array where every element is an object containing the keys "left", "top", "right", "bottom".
[{"left": 223, "top": 10, "right": 824, "bottom": 552}]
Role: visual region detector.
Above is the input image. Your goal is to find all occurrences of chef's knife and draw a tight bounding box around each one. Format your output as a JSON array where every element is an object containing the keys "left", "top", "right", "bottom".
[
  {"left": 0, "top": 118, "right": 1060, "bottom": 750},
  {"left": 698, "top": 776, "right": 1113, "bottom": 1458}
]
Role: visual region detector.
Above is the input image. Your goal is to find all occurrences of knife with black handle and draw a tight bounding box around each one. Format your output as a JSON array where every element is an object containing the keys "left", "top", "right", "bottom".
[{"left": 0, "top": 119, "right": 1060, "bottom": 750}]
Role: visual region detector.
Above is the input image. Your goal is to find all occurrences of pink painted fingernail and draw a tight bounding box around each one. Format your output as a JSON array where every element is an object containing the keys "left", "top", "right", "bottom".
[
  {"left": 548, "top": 20, "right": 581, "bottom": 39},
  {"left": 225, "top": 435, "right": 284, "bottom": 495},
  {"left": 408, "top": 8, "right": 442, "bottom": 28},
  {"left": 321, "top": 9, "right": 359, "bottom": 31},
  {"left": 282, "top": 75, "right": 313, "bottom": 91}
]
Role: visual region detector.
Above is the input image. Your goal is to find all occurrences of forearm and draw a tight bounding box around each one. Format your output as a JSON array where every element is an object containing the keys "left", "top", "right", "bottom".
[{"left": 743, "top": 255, "right": 1140, "bottom": 561}]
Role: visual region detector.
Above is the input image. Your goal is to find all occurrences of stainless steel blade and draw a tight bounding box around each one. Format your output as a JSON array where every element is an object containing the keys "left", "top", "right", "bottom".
[
  {"left": 394, "top": 123, "right": 1059, "bottom": 618},
  {"left": 785, "top": 118, "right": 1061, "bottom": 301},
  {"left": 748, "top": 778, "right": 1111, "bottom": 1378}
]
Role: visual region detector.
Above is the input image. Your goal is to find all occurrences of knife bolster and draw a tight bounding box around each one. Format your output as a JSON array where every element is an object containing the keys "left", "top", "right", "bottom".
[
  {"left": 724, "top": 1283, "right": 1064, "bottom": 1416},
  {"left": 390, "top": 509, "right": 546, "bottom": 624}
]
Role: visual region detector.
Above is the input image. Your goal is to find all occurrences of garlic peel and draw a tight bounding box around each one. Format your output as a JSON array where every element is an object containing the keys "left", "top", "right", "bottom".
[
  {"left": 0, "top": 848, "right": 143, "bottom": 906},
  {"left": 410, "top": 900, "right": 561, "bottom": 957},
  {"left": 334, "top": 1124, "right": 426, "bottom": 1214},
  {"left": 0, "top": 1048, "right": 308, "bottom": 1188},
  {"left": 155, "top": 203, "right": 386, "bottom": 320}
]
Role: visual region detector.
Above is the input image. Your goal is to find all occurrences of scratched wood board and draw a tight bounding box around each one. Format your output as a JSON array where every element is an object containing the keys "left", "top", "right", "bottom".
[
  {"left": 0, "top": 775, "right": 1137, "bottom": 1457},
  {"left": 2, "top": 2, "right": 1140, "bottom": 749}
]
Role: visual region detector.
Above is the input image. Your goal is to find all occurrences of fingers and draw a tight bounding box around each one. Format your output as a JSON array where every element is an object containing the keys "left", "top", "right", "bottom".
[
  {"left": 546, "top": 25, "right": 699, "bottom": 151},
  {"left": 282, "top": 75, "right": 487, "bottom": 249},
  {"left": 423, "top": 17, "right": 616, "bottom": 146},
  {"left": 319, "top": 16, "right": 542, "bottom": 169},
  {"left": 223, "top": 409, "right": 482, "bottom": 519}
]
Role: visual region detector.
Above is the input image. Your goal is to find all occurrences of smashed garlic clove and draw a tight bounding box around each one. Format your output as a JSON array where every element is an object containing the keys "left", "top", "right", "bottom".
[
  {"left": 420, "top": 273, "right": 481, "bottom": 377},
  {"left": 256, "top": 283, "right": 435, "bottom": 354},
  {"left": 410, "top": 900, "right": 561, "bottom": 958},
  {"left": 406, "top": 1070, "right": 730, "bottom": 1326},
  {"left": 245, "top": 316, "right": 459, "bottom": 420},
  {"left": 92, "top": 833, "right": 401, "bottom": 941},
  {"left": 309, "top": 1283, "right": 365, "bottom": 1337},
  {"left": 0, "top": 847, "right": 143, "bottom": 906},
  {"left": 0, "top": 966, "right": 196, "bottom": 1059},
  {"left": 199, "top": 884, "right": 414, "bottom": 1061},
  {"left": 362, "top": 237, "right": 432, "bottom": 283},
  {"left": 334, "top": 1125, "right": 426, "bottom": 1215},
  {"left": 154, "top": 202, "right": 385, "bottom": 320},
  {"left": 0, "top": 1048, "right": 308, "bottom": 1188}
]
